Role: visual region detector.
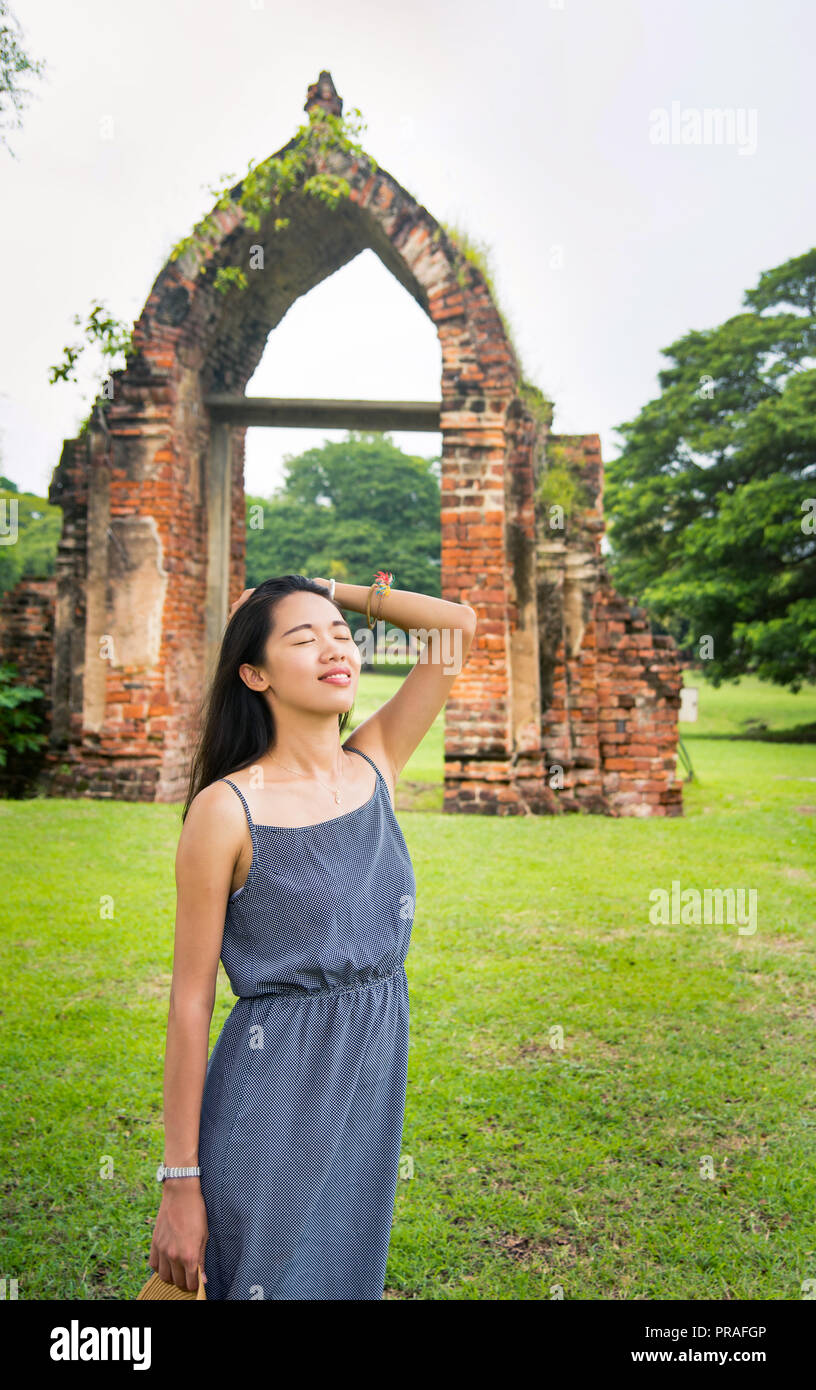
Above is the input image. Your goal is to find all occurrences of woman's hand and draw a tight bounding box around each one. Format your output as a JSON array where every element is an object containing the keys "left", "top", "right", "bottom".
[
  {"left": 149, "top": 1184, "right": 209, "bottom": 1292},
  {"left": 228, "top": 587, "right": 255, "bottom": 622}
]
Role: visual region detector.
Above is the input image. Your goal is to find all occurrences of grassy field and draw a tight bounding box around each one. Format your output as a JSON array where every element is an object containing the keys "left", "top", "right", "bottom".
[
  {"left": 1, "top": 672, "right": 814, "bottom": 1300},
  {"left": 677, "top": 669, "right": 816, "bottom": 741}
]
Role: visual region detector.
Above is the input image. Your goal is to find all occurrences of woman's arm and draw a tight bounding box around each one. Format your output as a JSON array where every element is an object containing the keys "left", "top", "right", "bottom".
[
  {"left": 326, "top": 581, "right": 476, "bottom": 644},
  {"left": 321, "top": 579, "right": 477, "bottom": 784},
  {"left": 162, "top": 783, "right": 246, "bottom": 1169},
  {"left": 149, "top": 783, "right": 246, "bottom": 1289}
]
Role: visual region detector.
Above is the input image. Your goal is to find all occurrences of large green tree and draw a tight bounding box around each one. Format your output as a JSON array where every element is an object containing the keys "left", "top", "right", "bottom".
[
  {"left": 245, "top": 431, "right": 441, "bottom": 631},
  {"left": 605, "top": 249, "right": 816, "bottom": 690}
]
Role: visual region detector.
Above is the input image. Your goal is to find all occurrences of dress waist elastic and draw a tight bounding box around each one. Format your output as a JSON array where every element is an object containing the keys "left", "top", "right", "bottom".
[{"left": 238, "top": 965, "right": 405, "bottom": 1003}]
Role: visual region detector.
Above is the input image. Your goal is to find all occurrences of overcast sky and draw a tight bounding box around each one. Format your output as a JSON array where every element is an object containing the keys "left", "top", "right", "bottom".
[{"left": 1, "top": 0, "right": 814, "bottom": 500}]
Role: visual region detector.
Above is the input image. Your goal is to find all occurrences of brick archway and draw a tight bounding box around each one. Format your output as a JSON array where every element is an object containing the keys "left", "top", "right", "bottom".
[{"left": 40, "top": 72, "right": 682, "bottom": 815}]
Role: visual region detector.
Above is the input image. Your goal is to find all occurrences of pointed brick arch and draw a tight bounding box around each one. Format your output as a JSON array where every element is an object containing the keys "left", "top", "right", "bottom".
[{"left": 38, "top": 72, "right": 682, "bottom": 815}]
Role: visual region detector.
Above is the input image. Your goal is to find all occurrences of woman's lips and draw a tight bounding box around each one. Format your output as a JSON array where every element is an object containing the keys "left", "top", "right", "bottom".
[{"left": 319, "top": 672, "right": 351, "bottom": 684}]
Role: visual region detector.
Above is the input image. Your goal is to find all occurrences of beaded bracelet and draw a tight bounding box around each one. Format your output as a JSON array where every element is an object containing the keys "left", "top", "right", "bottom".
[{"left": 366, "top": 570, "right": 394, "bottom": 629}]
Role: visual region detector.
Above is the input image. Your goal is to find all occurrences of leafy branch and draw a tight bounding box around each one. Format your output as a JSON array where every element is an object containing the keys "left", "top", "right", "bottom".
[
  {"left": 0, "top": 0, "right": 48, "bottom": 158},
  {"left": 47, "top": 302, "right": 133, "bottom": 385}
]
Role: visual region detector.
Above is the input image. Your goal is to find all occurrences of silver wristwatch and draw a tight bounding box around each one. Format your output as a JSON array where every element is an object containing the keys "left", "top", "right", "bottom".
[{"left": 156, "top": 1162, "right": 202, "bottom": 1182}]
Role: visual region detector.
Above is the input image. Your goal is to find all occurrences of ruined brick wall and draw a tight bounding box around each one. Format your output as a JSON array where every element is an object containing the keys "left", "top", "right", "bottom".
[
  {"left": 46, "top": 434, "right": 89, "bottom": 759},
  {"left": 46, "top": 359, "right": 207, "bottom": 801},
  {"left": 442, "top": 389, "right": 558, "bottom": 814},
  {"left": 594, "top": 579, "right": 683, "bottom": 815},
  {"left": 36, "top": 71, "right": 681, "bottom": 817},
  {"left": 0, "top": 575, "right": 56, "bottom": 795},
  {"left": 43, "top": 73, "right": 529, "bottom": 808},
  {"left": 536, "top": 434, "right": 683, "bottom": 816}
]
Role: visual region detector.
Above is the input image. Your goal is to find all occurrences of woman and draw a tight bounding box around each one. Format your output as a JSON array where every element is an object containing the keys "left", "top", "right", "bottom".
[{"left": 148, "top": 573, "right": 476, "bottom": 1300}]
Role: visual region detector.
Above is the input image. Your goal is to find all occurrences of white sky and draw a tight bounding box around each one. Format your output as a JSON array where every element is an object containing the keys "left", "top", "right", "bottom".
[{"left": 1, "top": 0, "right": 814, "bottom": 500}]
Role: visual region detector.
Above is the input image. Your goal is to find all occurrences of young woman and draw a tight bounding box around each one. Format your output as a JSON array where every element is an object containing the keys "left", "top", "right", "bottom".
[{"left": 148, "top": 573, "right": 476, "bottom": 1300}]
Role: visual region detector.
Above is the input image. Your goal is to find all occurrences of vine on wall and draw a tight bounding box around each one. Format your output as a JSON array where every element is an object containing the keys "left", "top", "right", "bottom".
[
  {"left": 169, "top": 104, "right": 376, "bottom": 295},
  {"left": 47, "top": 105, "right": 375, "bottom": 405},
  {"left": 536, "top": 439, "right": 592, "bottom": 530}
]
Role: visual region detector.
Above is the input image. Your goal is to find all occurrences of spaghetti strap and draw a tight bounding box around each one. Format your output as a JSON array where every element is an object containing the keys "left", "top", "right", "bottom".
[
  {"left": 220, "top": 776, "right": 256, "bottom": 836},
  {"left": 344, "top": 743, "right": 385, "bottom": 785}
]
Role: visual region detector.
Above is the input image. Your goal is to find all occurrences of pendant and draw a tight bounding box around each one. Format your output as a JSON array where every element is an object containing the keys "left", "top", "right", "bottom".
[{"left": 334, "top": 790, "right": 341, "bottom": 804}]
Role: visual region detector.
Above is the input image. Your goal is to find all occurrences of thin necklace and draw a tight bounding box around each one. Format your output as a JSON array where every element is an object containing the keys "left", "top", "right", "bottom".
[{"left": 268, "top": 753, "right": 346, "bottom": 805}]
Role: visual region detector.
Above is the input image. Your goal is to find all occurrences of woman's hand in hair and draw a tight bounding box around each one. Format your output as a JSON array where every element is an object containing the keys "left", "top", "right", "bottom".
[{"left": 228, "top": 588, "right": 255, "bottom": 621}]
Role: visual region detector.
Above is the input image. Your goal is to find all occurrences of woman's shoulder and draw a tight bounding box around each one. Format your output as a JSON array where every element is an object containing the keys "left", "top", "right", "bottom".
[
  {"left": 186, "top": 774, "right": 249, "bottom": 829},
  {"left": 176, "top": 778, "right": 249, "bottom": 879}
]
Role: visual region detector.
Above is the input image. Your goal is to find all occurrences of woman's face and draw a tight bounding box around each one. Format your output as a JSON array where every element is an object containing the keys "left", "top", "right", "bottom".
[{"left": 243, "top": 590, "right": 360, "bottom": 715}]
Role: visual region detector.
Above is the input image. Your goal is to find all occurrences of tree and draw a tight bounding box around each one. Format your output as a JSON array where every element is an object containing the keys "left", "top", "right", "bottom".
[
  {"left": 0, "top": 1, "right": 47, "bottom": 157},
  {"left": 604, "top": 248, "right": 816, "bottom": 690},
  {"left": 245, "top": 432, "right": 441, "bottom": 631}
]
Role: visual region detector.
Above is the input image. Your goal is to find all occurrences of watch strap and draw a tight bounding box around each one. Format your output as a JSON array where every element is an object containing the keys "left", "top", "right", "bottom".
[{"left": 157, "top": 1162, "right": 202, "bottom": 1182}]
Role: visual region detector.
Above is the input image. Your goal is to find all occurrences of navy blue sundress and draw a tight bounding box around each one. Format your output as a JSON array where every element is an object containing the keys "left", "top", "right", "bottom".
[{"left": 197, "top": 744, "right": 415, "bottom": 1300}]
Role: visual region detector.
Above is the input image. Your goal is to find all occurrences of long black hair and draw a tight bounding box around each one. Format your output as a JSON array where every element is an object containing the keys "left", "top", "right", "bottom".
[{"left": 182, "top": 574, "right": 354, "bottom": 821}]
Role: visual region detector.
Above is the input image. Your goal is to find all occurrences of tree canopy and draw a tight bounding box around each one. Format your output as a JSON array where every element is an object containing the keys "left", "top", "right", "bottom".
[
  {"left": 605, "top": 248, "right": 816, "bottom": 690},
  {"left": 245, "top": 431, "right": 441, "bottom": 630}
]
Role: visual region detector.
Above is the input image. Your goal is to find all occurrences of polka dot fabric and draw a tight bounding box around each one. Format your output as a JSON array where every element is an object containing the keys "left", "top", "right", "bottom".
[{"left": 196, "top": 744, "right": 415, "bottom": 1300}]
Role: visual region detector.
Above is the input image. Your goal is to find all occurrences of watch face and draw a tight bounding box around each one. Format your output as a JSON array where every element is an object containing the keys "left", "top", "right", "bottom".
[{"left": 156, "top": 1162, "right": 165, "bottom": 1181}]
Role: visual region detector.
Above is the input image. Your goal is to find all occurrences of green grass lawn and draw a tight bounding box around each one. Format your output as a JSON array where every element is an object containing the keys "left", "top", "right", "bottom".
[
  {"left": 679, "top": 668, "right": 816, "bottom": 741},
  {"left": 1, "top": 673, "right": 814, "bottom": 1300}
]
